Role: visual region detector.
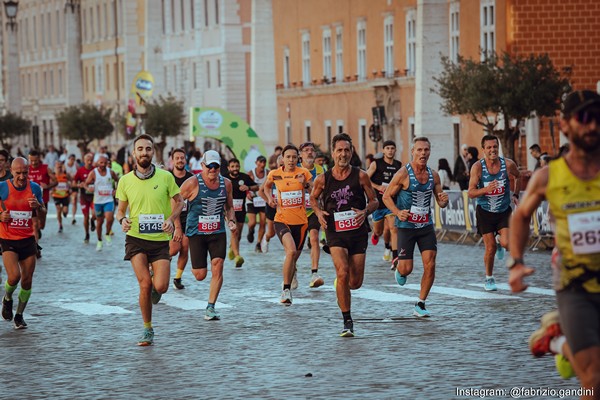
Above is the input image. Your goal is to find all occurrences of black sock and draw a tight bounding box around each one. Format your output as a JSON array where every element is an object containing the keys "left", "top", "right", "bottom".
[
  {"left": 385, "top": 242, "right": 391, "bottom": 249},
  {"left": 311, "top": 269, "right": 318, "bottom": 274},
  {"left": 392, "top": 250, "right": 398, "bottom": 259},
  {"left": 342, "top": 311, "right": 352, "bottom": 323},
  {"left": 283, "top": 284, "right": 291, "bottom": 290}
]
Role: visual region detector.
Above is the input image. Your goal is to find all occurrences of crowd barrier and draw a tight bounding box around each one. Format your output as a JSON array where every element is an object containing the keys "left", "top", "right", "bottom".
[{"left": 431, "top": 191, "right": 553, "bottom": 250}]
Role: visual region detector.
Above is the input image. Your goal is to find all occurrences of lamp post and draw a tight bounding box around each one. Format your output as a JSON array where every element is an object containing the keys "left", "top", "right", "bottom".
[
  {"left": 4, "top": 0, "right": 20, "bottom": 114},
  {"left": 4, "top": 0, "right": 17, "bottom": 31}
]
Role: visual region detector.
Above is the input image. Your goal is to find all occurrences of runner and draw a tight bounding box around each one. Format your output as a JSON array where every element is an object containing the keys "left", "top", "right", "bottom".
[
  {"left": 367, "top": 140, "right": 402, "bottom": 263},
  {"left": 64, "top": 154, "right": 79, "bottom": 225},
  {"left": 246, "top": 155, "right": 268, "bottom": 253},
  {"left": 28, "top": 150, "right": 56, "bottom": 257},
  {"left": 0, "top": 150, "right": 13, "bottom": 182},
  {"left": 115, "top": 134, "right": 183, "bottom": 346},
  {"left": 467, "top": 134, "right": 520, "bottom": 291},
  {"left": 85, "top": 154, "right": 119, "bottom": 251},
  {"left": 260, "top": 155, "right": 283, "bottom": 253},
  {"left": 0, "top": 157, "right": 46, "bottom": 329},
  {"left": 382, "top": 137, "right": 449, "bottom": 317},
  {"left": 73, "top": 153, "right": 96, "bottom": 244},
  {"left": 508, "top": 90, "right": 600, "bottom": 396},
  {"left": 224, "top": 158, "right": 258, "bottom": 268},
  {"left": 169, "top": 149, "right": 194, "bottom": 290},
  {"left": 260, "top": 145, "right": 312, "bottom": 304},
  {"left": 180, "top": 150, "right": 237, "bottom": 320},
  {"left": 298, "top": 141, "right": 325, "bottom": 288},
  {"left": 51, "top": 161, "right": 70, "bottom": 233}
]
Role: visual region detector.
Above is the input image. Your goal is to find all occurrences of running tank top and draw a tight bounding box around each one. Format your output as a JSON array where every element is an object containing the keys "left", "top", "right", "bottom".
[
  {"left": 0, "top": 180, "right": 36, "bottom": 240},
  {"left": 395, "top": 164, "right": 434, "bottom": 229},
  {"left": 172, "top": 170, "right": 194, "bottom": 220},
  {"left": 93, "top": 168, "right": 114, "bottom": 204},
  {"left": 249, "top": 168, "right": 268, "bottom": 208},
  {"left": 322, "top": 167, "right": 368, "bottom": 235},
  {"left": 476, "top": 157, "right": 511, "bottom": 213},
  {"left": 186, "top": 175, "right": 227, "bottom": 236},
  {"left": 29, "top": 164, "right": 50, "bottom": 202},
  {"left": 52, "top": 173, "right": 70, "bottom": 199},
  {"left": 547, "top": 157, "right": 600, "bottom": 293},
  {"left": 371, "top": 158, "right": 402, "bottom": 210}
]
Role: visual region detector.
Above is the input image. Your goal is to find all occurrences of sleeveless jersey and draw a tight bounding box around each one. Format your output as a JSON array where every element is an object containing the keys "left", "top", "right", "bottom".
[
  {"left": 248, "top": 167, "right": 268, "bottom": 208},
  {"left": 371, "top": 158, "right": 402, "bottom": 210},
  {"left": 476, "top": 157, "right": 511, "bottom": 213},
  {"left": 395, "top": 164, "right": 434, "bottom": 229},
  {"left": 186, "top": 175, "right": 227, "bottom": 236},
  {"left": 0, "top": 180, "right": 39, "bottom": 240},
  {"left": 29, "top": 163, "right": 50, "bottom": 203},
  {"left": 302, "top": 163, "right": 325, "bottom": 215},
  {"left": 172, "top": 170, "right": 194, "bottom": 223},
  {"left": 93, "top": 168, "right": 115, "bottom": 205},
  {"left": 322, "top": 167, "right": 369, "bottom": 235},
  {"left": 52, "top": 173, "right": 70, "bottom": 199},
  {"left": 547, "top": 157, "right": 600, "bottom": 293}
]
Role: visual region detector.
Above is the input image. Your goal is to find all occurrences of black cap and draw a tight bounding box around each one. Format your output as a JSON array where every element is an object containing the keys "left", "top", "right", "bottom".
[
  {"left": 256, "top": 155, "right": 267, "bottom": 162},
  {"left": 561, "top": 90, "right": 600, "bottom": 116},
  {"left": 382, "top": 140, "right": 396, "bottom": 148}
]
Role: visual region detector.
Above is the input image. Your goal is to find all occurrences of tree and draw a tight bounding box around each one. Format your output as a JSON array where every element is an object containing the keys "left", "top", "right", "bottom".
[
  {"left": 56, "top": 103, "right": 114, "bottom": 157},
  {"left": 0, "top": 112, "right": 31, "bottom": 154},
  {"left": 143, "top": 95, "right": 187, "bottom": 164},
  {"left": 432, "top": 51, "right": 570, "bottom": 160}
]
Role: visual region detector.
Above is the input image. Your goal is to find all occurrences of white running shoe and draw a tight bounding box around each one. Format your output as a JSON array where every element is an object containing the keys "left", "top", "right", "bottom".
[
  {"left": 96, "top": 241, "right": 103, "bottom": 252},
  {"left": 280, "top": 289, "right": 292, "bottom": 305},
  {"left": 291, "top": 271, "right": 299, "bottom": 290},
  {"left": 309, "top": 272, "right": 324, "bottom": 288},
  {"left": 260, "top": 236, "right": 269, "bottom": 253},
  {"left": 382, "top": 248, "right": 392, "bottom": 261}
]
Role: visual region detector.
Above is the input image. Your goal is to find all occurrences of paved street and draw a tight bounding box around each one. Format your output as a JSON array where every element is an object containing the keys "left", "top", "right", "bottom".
[{"left": 1, "top": 214, "right": 582, "bottom": 399}]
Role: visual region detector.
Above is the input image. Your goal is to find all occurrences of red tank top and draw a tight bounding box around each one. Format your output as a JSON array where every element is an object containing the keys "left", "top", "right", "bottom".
[
  {"left": 29, "top": 164, "right": 50, "bottom": 203},
  {"left": 0, "top": 180, "right": 35, "bottom": 240}
]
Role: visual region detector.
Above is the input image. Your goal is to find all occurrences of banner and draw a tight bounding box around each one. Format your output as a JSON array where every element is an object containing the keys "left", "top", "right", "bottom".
[
  {"left": 435, "top": 190, "right": 468, "bottom": 232},
  {"left": 126, "top": 71, "right": 155, "bottom": 135}
]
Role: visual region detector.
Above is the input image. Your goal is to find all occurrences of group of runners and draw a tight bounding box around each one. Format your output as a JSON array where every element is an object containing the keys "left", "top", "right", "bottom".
[{"left": 0, "top": 90, "right": 598, "bottom": 398}]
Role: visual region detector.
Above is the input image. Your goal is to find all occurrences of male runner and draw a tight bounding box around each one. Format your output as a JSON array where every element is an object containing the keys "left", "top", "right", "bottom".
[
  {"left": 383, "top": 137, "right": 449, "bottom": 317},
  {"left": 468, "top": 134, "right": 520, "bottom": 291},
  {"left": 115, "top": 134, "right": 183, "bottom": 346},
  {"left": 180, "top": 150, "right": 236, "bottom": 320},
  {"left": 259, "top": 145, "right": 312, "bottom": 304},
  {"left": 74, "top": 153, "right": 96, "bottom": 243},
  {"left": 51, "top": 161, "right": 71, "bottom": 233},
  {"left": 86, "top": 154, "right": 119, "bottom": 251},
  {"left": 28, "top": 150, "right": 56, "bottom": 256},
  {"left": 169, "top": 149, "right": 194, "bottom": 290},
  {"left": 367, "top": 140, "right": 402, "bottom": 263},
  {"left": 65, "top": 154, "right": 79, "bottom": 225},
  {"left": 508, "top": 90, "right": 600, "bottom": 398},
  {"left": 311, "top": 133, "right": 378, "bottom": 336},
  {"left": 0, "top": 157, "right": 46, "bottom": 329},
  {"left": 0, "top": 150, "right": 13, "bottom": 182},
  {"left": 246, "top": 155, "right": 268, "bottom": 253}
]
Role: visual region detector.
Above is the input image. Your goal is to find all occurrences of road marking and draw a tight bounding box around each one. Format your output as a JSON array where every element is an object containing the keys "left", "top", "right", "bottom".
[
  {"left": 468, "top": 283, "right": 555, "bottom": 296},
  {"left": 353, "top": 288, "right": 415, "bottom": 303},
  {"left": 161, "top": 292, "right": 232, "bottom": 310},
  {"left": 53, "top": 302, "right": 133, "bottom": 315},
  {"left": 384, "top": 284, "right": 521, "bottom": 300}
]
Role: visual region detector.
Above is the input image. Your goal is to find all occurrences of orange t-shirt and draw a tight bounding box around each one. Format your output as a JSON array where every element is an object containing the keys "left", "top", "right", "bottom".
[{"left": 268, "top": 167, "right": 312, "bottom": 225}]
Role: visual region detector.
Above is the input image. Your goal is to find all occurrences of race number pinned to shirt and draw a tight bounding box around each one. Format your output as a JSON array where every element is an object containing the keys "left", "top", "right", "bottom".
[
  {"left": 9, "top": 211, "right": 32, "bottom": 229},
  {"left": 304, "top": 193, "right": 311, "bottom": 209},
  {"left": 198, "top": 215, "right": 220, "bottom": 233},
  {"left": 97, "top": 184, "right": 113, "bottom": 196},
  {"left": 568, "top": 210, "right": 600, "bottom": 255},
  {"left": 334, "top": 210, "right": 360, "bottom": 232},
  {"left": 233, "top": 199, "right": 244, "bottom": 212},
  {"left": 484, "top": 180, "right": 505, "bottom": 196},
  {"left": 139, "top": 214, "right": 164, "bottom": 234},
  {"left": 408, "top": 205, "right": 429, "bottom": 223},
  {"left": 57, "top": 182, "right": 69, "bottom": 191},
  {"left": 280, "top": 190, "right": 303, "bottom": 208},
  {"left": 253, "top": 196, "right": 266, "bottom": 208}
]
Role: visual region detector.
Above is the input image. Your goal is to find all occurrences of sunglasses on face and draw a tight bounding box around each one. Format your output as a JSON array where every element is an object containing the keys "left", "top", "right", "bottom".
[
  {"left": 206, "top": 163, "right": 220, "bottom": 170},
  {"left": 576, "top": 108, "right": 600, "bottom": 125}
]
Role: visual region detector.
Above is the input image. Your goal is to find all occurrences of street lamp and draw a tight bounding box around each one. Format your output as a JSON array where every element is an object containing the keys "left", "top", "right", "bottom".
[
  {"left": 64, "top": 0, "right": 80, "bottom": 13},
  {"left": 3, "top": 0, "right": 18, "bottom": 31}
]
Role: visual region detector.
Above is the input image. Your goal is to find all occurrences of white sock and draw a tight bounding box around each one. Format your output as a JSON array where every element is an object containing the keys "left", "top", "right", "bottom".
[
  {"left": 486, "top": 275, "right": 494, "bottom": 280},
  {"left": 550, "top": 335, "right": 566, "bottom": 355}
]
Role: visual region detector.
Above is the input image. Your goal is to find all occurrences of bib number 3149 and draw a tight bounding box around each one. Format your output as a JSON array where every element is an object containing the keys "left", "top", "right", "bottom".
[{"left": 139, "top": 214, "right": 164, "bottom": 234}]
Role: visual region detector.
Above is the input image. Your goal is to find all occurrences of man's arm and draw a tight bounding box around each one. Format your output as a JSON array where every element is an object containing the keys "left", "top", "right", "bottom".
[
  {"left": 259, "top": 175, "right": 275, "bottom": 208},
  {"left": 309, "top": 174, "right": 328, "bottom": 229},
  {"left": 84, "top": 170, "right": 96, "bottom": 192},
  {"left": 382, "top": 167, "right": 409, "bottom": 221},
  {"left": 507, "top": 159, "right": 521, "bottom": 197},
  {"left": 355, "top": 170, "right": 379, "bottom": 225},
  {"left": 224, "top": 179, "right": 237, "bottom": 231},
  {"left": 467, "top": 162, "right": 489, "bottom": 199},
  {"left": 115, "top": 199, "right": 131, "bottom": 232},
  {"left": 431, "top": 170, "right": 449, "bottom": 208},
  {"left": 179, "top": 175, "right": 198, "bottom": 201},
  {"left": 46, "top": 168, "right": 57, "bottom": 189}
]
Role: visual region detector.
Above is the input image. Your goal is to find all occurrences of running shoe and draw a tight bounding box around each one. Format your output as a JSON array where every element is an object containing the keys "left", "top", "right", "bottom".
[
  {"left": 529, "top": 310, "right": 561, "bottom": 357},
  {"left": 234, "top": 255, "right": 245, "bottom": 268},
  {"left": 204, "top": 306, "right": 221, "bottom": 321},
  {"left": 247, "top": 228, "right": 255, "bottom": 243},
  {"left": 2, "top": 297, "right": 13, "bottom": 321},
  {"left": 280, "top": 288, "right": 292, "bottom": 305},
  {"left": 58, "top": 225, "right": 63, "bottom": 233},
  {"left": 255, "top": 243, "right": 262, "bottom": 253},
  {"left": 484, "top": 277, "right": 497, "bottom": 291},
  {"left": 413, "top": 301, "right": 431, "bottom": 318},
  {"left": 151, "top": 286, "right": 162, "bottom": 305},
  {"left": 260, "top": 236, "right": 269, "bottom": 253},
  {"left": 394, "top": 269, "right": 407, "bottom": 286},
  {"left": 72, "top": 219, "right": 76, "bottom": 225},
  {"left": 382, "top": 248, "right": 392, "bottom": 261},
  {"left": 13, "top": 314, "right": 27, "bottom": 329},
  {"left": 340, "top": 320, "right": 354, "bottom": 337},
  {"left": 309, "top": 272, "right": 324, "bottom": 288},
  {"left": 496, "top": 245, "right": 505, "bottom": 260},
  {"left": 96, "top": 241, "right": 103, "bottom": 252},
  {"left": 84, "top": 233, "right": 90, "bottom": 244},
  {"left": 90, "top": 219, "right": 96, "bottom": 232},
  {"left": 291, "top": 270, "right": 299, "bottom": 290},
  {"left": 555, "top": 354, "right": 575, "bottom": 379},
  {"left": 137, "top": 328, "right": 154, "bottom": 346},
  {"left": 105, "top": 234, "right": 112, "bottom": 245},
  {"left": 228, "top": 248, "right": 235, "bottom": 260},
  {"left": 62, "top": 210, "right": 68, "bottom": 218},
  {"left": 173, "top": 278, "right": 185, "bottom": 290},
  {"left": 371, "top": 233, "right": 379, "bottom": 246}
]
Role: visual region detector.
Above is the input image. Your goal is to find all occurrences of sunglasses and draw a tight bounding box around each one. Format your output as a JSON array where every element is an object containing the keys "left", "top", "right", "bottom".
[
  {"left": 206, "top": 163, "right": 220, "bottom": 170},
  {"left": 575, "top": 108, "right": 600, "bottom": 125}
]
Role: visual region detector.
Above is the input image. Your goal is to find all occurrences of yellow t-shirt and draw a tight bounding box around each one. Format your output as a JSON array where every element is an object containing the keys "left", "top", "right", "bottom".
[{"left": 268, "top": 167, "right": 312, "bottom": 225}]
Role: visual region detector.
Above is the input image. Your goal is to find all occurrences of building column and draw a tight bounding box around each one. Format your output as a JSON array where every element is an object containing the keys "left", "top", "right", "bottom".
[
  {"left": 65, "top": 4, "right": 83, "bottom": 107},
  {"left": 6, "top": 24, "right": 21, "bottom": 114}
]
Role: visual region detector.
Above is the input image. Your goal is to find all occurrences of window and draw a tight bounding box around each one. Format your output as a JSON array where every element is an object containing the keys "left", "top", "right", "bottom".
[
  {"left": 83, "top": 9, "right": 87, "bottom": 42},
  {"left": 33, "top": 16, "right": 37, "bottom": 50},
  {"left": 204, "top": 0, "right": 209, "bottom": 26},
  {"left": 215, "top": 0, "right": 219, "bottom": 25},
  {"left": 174, "top": 65, "right": 178, "bottom": 91},
  {"left": 114, "top": 63, "right": 118, "bottom": 93},
  {"left": 164, "top": 66, "right": 169, "bottom": 90},
  {"left": 172, "top": 0, "right": 176, "bottom": 33},
  {"left": 322, "top": 28, "right": 332, "bottom": 81},
  {"left": 50, "top": 70, "right": 54, "bottom": 96},
  {"left": 181, "top": 0, "right": 185, "bottom": 31},
  {"left": 106, "top": 64, "right": 110, "bottom": 91},
  {"left": 384, "top": 15, "right": 394, "bottom": 77},
  {"left": 406, "top": 10, "right": 416, "bottom": 76},
  {"left": 206, "top": 61, "right": 211, "bottom": 88},
  {"left": 302, "top": 31, "right": 311, "bottom": 86},
  {"left": 305, "top": 121, "right": 312, "bottom": 142},
  {"left": 480, "top": 0, "right": 495, "bottom": 60},
  {"left": 325, "top": 121, "right": 332, "bottom": 151},
  {"left": 43, "top": 71, "right": 47, "bottom": 97},
  {"left": 450, "top": 2, "right": 460, "bottom": 63},
  {"left": 360, "top": 121, "right": 367, "bottom": 163},
  {"left": 357, "top": 20, "right": 366, "bottom": 80},
  {"left": 283, "top": 47, "right": 290, "bottom": 88},
  {"left": 191, "top": 0, "right": 195, "bottom": 30},
  {"left": 217, "top": 59, "right": 221, "bottom": 87},
  {"left": 285, "top": 121, "right": 291, "bottom": 145},
  {"left": 193, "top": 62, "right": 197, "bottom": 89},
  {"left": 104, "top": 3, "right": 108, "bottom": 38},
  {"left": 90, "top": 7, "right": 94, "bottom": 41},
  {"left": 41, "top": 13, "right": 45, "bottom": 49},
  {"left": 337, "top": 120, "right": 344, "bottom": 134},
  {"left": 335, "top": 26, "right": 343, "bottom": 81},
  {"left": 47, "top": 12, "right": 52, "bottom": 48},
  {"left": 97, "top": 5, "right": 101, "bottom": 40},
  {"left": 59, "top": 69, "right": 63, "bottom": 96},
  {"left": 56, "top": 10, "right": 61, "bottom": 46}
]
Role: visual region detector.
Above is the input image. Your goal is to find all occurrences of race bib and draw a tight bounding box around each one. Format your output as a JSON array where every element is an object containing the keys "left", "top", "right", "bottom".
[
  {"left": 9, "top": 211, "right": 32, "bottom": 229},
  {"left": 139, "top": 214, "right": 164, "bottom": 234},
  {"left": 304, "top": 192, "right": 311, "bottom": 209},
  {"left": 233, "top": 199, "right": 244, "bottom": 212},
  {"left": 97, "top": 184, "right": 113, "bottom": 196},
  {"left": 281, "top": 190, "right": 303, "bottom": 208},
  {"left": 484, "top": 180, "right": 505, "bottom": 195},
  {"left": 334, "top": 210, "right": 360, "bottom": 232},
  {"left": 408, "top": 205, "right": 430, "bottom": 223},
  {"left": 57, "top": 182, "right": 69, "bottom": 191},
  {"left": 568, "top": 211, "right": 600, "bottom": 255},
  {"left": 198, "top": 215, "right": 220, "bottom": 233},
  {"left": 253, "top": 196, "right": 266, "bottom": 208}
]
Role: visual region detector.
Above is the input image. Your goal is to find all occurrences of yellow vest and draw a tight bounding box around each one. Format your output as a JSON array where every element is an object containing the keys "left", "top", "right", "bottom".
[{"left": 547, "top": 157, "right": 600, "bottom": 293}]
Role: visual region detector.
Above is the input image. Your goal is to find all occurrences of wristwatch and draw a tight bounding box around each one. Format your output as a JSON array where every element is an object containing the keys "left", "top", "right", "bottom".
[{"left": 506, "top": 256, "right": 524, "bottom": 270}]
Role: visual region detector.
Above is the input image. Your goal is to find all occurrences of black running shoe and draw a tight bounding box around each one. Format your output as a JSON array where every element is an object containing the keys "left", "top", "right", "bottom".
[
  {"left": 72, "top": 219, "right": 77, "bottom": 225},
  {"left": 2, "top": 297, "right": 13, "bottom": 321},
  {"left": 36, "top": 244, "right": 42, "bottom": 259},
  {"left": 13, "top": 314, "right": 27, "bottom": 329},
  {"left": 173, "top": 278, "right": 185, "bottom": 290},
  {"left": 340, "top": 320, "right": 354, "bottom": 337},
  {"left": 247, "top": 228, "right": 255, "bottom": 243},
  {"left": 255, "top": 243, "right": 262, "bottom": 253},
  {"left": 91, "top": 219, "right": 96, "bottom": 232}
]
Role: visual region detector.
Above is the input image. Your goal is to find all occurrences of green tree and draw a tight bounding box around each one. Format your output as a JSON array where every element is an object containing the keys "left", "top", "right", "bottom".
[
  {"left": 0, "top": 112, "right": 31, "bottom": 154},
  {"left": 433, "top": 51, "right": 570, "bottom": 160},
  {"left": 56, "top": 103, "right": 114, "bottom": 157},
  {"left": 143, "top": 95, "right": 187, "bottom": 164}
]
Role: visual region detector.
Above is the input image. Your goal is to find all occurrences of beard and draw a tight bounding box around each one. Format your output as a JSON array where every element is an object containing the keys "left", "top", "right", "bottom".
[
  {"left": 571, "top": 131, "right": 600, "bottom": 153},
  {"left": 137, "top": 157, "right": 152, "bottom": 168},
  {"left": 175, "top": 164, "right": 185, "bottom": 171}
]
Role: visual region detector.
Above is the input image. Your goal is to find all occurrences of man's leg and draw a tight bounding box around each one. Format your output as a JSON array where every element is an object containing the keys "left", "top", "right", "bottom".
[
  {"left": 2, "top": 251, "right": 21, "bottom": 321},
  {"left": 55, "top": 202, "right": 63, "bottom": 231},
  {"left": 105, "top": 211, "right": 114, "bottom": 239},
  {"left": 130, "top": 253, "right": 153, "bottom": 326},
  {"left": 208, "top": 258, "right": 224, "bottom": 304},
  {"left": 70, "top": 192, "right": 78, "bottom": 223},
  {"left": 257, "top": 211, "right": 266, "bottom": 246},
  {"left": 419, "top": 250, "right": 437, "bottom": 301},
  {"left": 571, "top": 347, "right": 600, "bottom": 399},
  {"left": 247, "top": 212, "right": 256, "bottom": 243},
  {"left": 386, "top": 216, "right": 399, "bottom": 259},
  {"left": 81, "top": 200, "right": 91, "bottom": 242},
  {"left": 481, "top": 232, "right": 496, "bottom": 276}
]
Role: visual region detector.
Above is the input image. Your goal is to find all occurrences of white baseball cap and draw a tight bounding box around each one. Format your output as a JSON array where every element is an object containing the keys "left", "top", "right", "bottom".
[{"left": 202, "top": 150, "right": 221, "bottom": 166}]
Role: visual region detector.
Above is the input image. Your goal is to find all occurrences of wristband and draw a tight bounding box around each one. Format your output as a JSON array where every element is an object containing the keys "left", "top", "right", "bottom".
[{"left": 119, "top": 217, "right": 126, "bottom": 224}]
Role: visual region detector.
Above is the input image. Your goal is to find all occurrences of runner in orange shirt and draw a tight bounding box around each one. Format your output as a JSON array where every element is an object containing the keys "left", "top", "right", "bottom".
[{"left": 51, "top": 161, "right": 71, "bottom": 233}]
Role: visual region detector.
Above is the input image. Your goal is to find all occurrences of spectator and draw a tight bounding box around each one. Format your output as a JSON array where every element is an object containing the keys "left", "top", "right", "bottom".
[
  {"left": 43, "top": 145, "right": 60, "bottom": 166},
  {"left": 453, "top": 144, "right": 470, "bottom": 190},
  {"left": 437, "top": 158, "right": 453, "bottom": 190},
  {"left": 350, "top": 149, "right": 362, "bottom": 168},
  {"left": 365, "top": 153, "right": 375, "bottom": 169},
  {"left": 539, "top": 154, "right": 551, "bottom": 168},
  {"left": 59, "top": 148, "right": 69, "bottom": 163},
  {"left": 189, "top": 150, "right": 202, "bottom": 174},
  {"left": 558, "top": 143, "right": 570, "bottom": 157},
  {"left": 467, "top": 146, "right": 479, "bottom": 171},
  {"left": 528, "top": 144, "right": 547, "bottom": 171},
  {"left": 268, "top": 146, "right": 283, "bottom": 170},
  {"left": 123, "top": 154, "right": 135, "bottom": 174}
]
